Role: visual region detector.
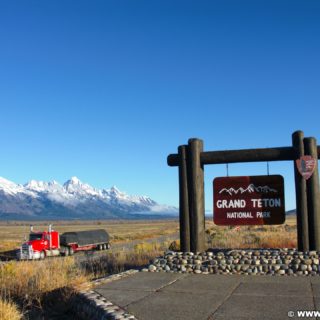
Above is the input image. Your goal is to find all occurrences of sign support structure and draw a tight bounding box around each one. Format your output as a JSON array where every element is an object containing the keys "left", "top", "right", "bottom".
[
  {"left": 178, "top": 145, "right": 190, "bottom": 252},
  {"left": 292, "top": 131, "right": 309, "bottom": 252},
  {"left": 168, "top": 131, "right": 320, "bottom": 253},
  {"left": 304, "top": 137, "right": 320, "bottom": 251},
  {"left": 187, "top": 139, "right": 205, "bottom": 253}
]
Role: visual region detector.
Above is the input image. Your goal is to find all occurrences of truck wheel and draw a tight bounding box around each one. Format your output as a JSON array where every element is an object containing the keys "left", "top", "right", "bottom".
[
  {"left": 40, "top": 251, "right": 46, "bottom": 260},
  {"left": 99, "top": 244, "right": 103, "bottom": 251},
  {"left": 64, "top": 248, "right": 69, "bottom": 256},
  {"left": 106, "top": 243, "right": 111, "bottom": 250},
  {"left": 69, "top": 247, "right": 74, "bottom": 256},
  {"left": 102, "top": 244, "right": 107, "bottom": 250}
]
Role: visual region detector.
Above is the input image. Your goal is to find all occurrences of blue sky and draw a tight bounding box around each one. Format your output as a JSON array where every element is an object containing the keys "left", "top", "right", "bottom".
[{"left": 0, "top": 1, "right": 319, "bottom": 211}]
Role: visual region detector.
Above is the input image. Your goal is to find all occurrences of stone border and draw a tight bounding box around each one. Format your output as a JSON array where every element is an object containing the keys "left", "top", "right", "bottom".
[
  {"left": 72, "top": 270, "right": 139, "bottom": 320},
  {"left": 143, "top": 249, "right": 320, "bottom": 276}
]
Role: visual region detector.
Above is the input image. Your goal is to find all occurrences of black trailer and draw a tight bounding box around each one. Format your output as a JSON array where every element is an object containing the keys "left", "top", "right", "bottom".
[{"left": 59, "top": 229, "right": 110, "bottom": 255}]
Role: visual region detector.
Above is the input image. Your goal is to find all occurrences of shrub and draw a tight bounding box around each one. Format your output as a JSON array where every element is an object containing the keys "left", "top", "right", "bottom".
[{"left": 168, "top": 240, "right": 180, "bottom": 251}]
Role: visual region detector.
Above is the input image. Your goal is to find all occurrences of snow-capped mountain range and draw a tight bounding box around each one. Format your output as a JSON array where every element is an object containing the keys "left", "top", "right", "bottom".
[{"left": 0, "top": 176, "right": 177, "bottom": 219}]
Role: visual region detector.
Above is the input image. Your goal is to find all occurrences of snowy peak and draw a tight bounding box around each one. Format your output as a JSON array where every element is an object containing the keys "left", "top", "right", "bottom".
[
  {"left": 104, "top": 186, "right": 157, "bottom": 206},
  {"left": 24, "top": 179, "right": 64, "bottom": 193},
  {"left": 25, "top": 180, "right": 49, "bottom": 190},
  {"left": 0, "top": 177, "right": 18, "bottom": 188},
  {"left": 138, "top": 195, "right": 157, "bottom": 206},
  {"left": 108, "top": 186, "right": 122, "bottom": 196},
  {"left": 65, "top": 176, "right": 81, "bottom": 185},
  {"left": 63, "top": 176, "right": 82, "bottom": 188},
  {"left": 63, "top": 177, "right": 99, "bottom": 196},
  {"left": 0, "top": 176, "right": 24, "bottom": 195}
]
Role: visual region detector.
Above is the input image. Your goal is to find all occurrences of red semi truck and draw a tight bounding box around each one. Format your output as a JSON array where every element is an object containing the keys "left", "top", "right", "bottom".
[{"left": 17, "top": 225, "right": 110, "bottom": 260}]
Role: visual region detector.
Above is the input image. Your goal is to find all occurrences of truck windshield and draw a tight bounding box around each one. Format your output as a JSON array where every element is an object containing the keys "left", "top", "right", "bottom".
[{"left": 29, "top": 233, "right": 43, "bottom": 241}]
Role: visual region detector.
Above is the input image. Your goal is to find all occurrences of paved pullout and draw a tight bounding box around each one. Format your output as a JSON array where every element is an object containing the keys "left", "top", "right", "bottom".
[{"left": 95, "top": 272, "right": 320, "bottom": 320}]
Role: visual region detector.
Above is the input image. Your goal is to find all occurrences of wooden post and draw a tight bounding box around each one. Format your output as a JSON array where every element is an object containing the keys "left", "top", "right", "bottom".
[
  {"left": 178, "top": 145, "right": 190, "bottom": 252},
  {"left": 292, "top": 131, "right": 309, "bottom": 251},
  {"left": 187, "top": 138, "right": 205, "bottom": 252},
  {"left": 304, "top": 137, "right": 320, "bottom": 251}
]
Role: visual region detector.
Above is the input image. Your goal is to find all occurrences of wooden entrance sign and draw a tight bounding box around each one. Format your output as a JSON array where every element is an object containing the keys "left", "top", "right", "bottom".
[
  {"left": 213, "top": 175, "right": 285, "bottom": 225},
  {"left": 168, "top": 131, "right": 320, "bottom": 252}
]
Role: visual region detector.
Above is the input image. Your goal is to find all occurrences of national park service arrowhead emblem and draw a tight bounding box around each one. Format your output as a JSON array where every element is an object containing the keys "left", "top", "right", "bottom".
[{"left": 296, "top": 155, "right": 317, "bottom": 180}]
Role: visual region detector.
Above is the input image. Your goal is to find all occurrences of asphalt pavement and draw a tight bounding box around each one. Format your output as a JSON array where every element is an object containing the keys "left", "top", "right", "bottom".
[{"left": 95, "top": 272, "right": 320, "bottom": 320}]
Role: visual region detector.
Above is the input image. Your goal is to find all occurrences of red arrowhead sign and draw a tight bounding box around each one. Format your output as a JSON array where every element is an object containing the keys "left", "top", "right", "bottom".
[{"left": 296, "top": 156, "right": 317, "bottom": 180}]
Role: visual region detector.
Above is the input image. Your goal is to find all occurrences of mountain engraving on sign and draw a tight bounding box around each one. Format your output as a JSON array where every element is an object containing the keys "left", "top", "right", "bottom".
[
  {"left": 213, "top": 175, "right": 285, "bottom": 226},
  {"left": 219, "top": 184, "right": 277, "bottom": 195}
]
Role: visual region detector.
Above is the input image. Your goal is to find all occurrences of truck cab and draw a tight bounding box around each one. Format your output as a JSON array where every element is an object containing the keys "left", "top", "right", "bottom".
[{"left": 17, "top": 225, "right": 60, "bottom": 260}]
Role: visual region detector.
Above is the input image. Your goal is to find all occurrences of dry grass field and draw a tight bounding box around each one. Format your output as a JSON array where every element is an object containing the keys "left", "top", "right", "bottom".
[
  {"left": 0, "top": 216, "right": 297, "bottom": 319},
  {"left": 204, "top": 215, "right": 297, "bottom": 249},
  {"left": 0, "top": 216, "right": 297, "bottom": 253},
  {"left": 0, "top": 257, "right": 89, "bottom": 319},
  {"left": 0, "top": 219, "right": 179, "bottom": 319},
  {"left": 0, "top": 219, "right": 180, "bottom": 253}
]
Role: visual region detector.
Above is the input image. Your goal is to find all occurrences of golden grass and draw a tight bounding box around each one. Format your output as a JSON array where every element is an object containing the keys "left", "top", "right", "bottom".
[
  {"left": 0, "top": 216, "right": 297, "bottom": 253},
  {"left": 0, "top": 241, "right": 21, "bottom": 254},
  {"left": 0, "top": 237, "right": 171, "bottom": 313},
  {"left": 83, "top": 240, "right": 171, "bottom": 279},
  {"left": 0, "top": 299, "right": 22, "bottom": 320},
  {"left": 0, "top": 219, "right": 179, "bottom": 317},
  {"left": 0, "top": 257, "right": 88, "bottom": 308},
  {"left": 133, "top": 240, "right": 172, "bottom": 254},
  {"left": 0, "top": 219, "right": 179, "bottom": 252},
  {"left": 82, "top": 251, "right": 156, "bottom": 279},
  {"left": 0, "top": 217, "right": 299, "bottom": 318},
  {"left": 205, "top": 216, "right": 297, "bottom": 249}
]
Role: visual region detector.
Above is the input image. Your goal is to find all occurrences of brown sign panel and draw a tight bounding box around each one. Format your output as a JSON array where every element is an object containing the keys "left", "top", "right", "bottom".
[
  {"left": 296, "top": 155, "right": 317, "bottom": 180},
  {"left": 213, "top": 175, "right": 285, "bottom": 225}
]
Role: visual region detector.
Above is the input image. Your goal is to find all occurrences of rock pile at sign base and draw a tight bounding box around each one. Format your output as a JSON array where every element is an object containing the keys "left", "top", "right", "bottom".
[{"left": 143, "top": 249, "right": 320, "bottom": 276}]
